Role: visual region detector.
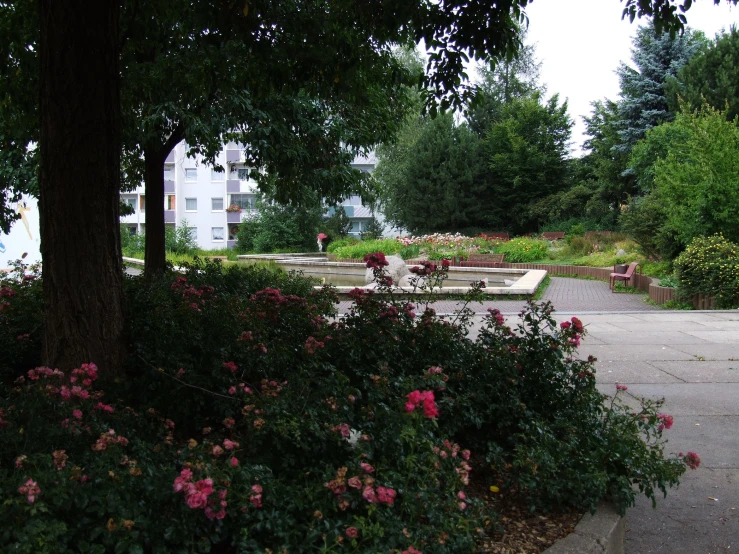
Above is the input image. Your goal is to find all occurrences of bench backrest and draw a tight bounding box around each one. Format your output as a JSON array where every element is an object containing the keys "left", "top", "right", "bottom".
[
  {"left": 467, "top": 254, "right": 505, "bottom": 263},
  {"left": 622, "top": 262, "right": 639, "bottom": 277},
  {"left": 542, "top": 232, "right": 565, "bottom": 240}
]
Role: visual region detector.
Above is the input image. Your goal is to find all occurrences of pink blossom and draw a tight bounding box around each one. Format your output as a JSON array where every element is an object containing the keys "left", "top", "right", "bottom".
[
  {"left": 376, "top": 486, "right": 397, "bottom": 506},
  {"left": 401, "top": 547, "right": 423, "bottom": 554},
  {"left": 616, "top": 384, "right": 628, "bottom": 391},
  {"left": 685, "top": 451, "right": 701, "bottom": 470},
  {"left": 360, "top": 462, "right": 375, "bottom": 474},
  {"left": 18, "top": 479, "right": 41, "bottom": 503},
  {"left": 458, "top": 502, "right": 467, "bottom": 510},
  {"left": 560, "top": 321, "right": 571, "bottom": 330},
  {"left": 223, "top": 439, "right": 239, "bottom": 450},
  {"left": 228, "top": 386, "right": 237, "bottom": 395},
  {"left": 461, "top": 449, "right": 471, "bottom": 460},
  {"left": 404, "top": 402, "right": 416, "bottom": 413},
  {"left": 223, "top": 361, "right": 238, "bottom": 373},
  {"left": 72, "top": 409, "right": 83, "bottom": 419},
  {"left": 346, "top": 527, "right": 358, "bottom": 539},
  {"left": 457, "top": 491, "right": 466, "bottom": 500},
  {"left": 223, "top": 417, "right": 235, "bottom": 428},
  {"left": 212, "top": 445, "right": 224, "bottom": 457},
  {"left": 251, "top": 484, "right": 263, "bottom": 494},
  {"left": 362, "top": 486, "right": 377, "bottom": 503},
  {"left": 14, "top": 455, "right": 27, "bottom": 469},
  {"left": 230, "top": 457, "right": 239, "bottom": 467},
  {"left": 348, "top": 476, "right": 362, "bottom": 489},
  {"left": 657, "top": 414, "right": 674, "bottom": 431}
]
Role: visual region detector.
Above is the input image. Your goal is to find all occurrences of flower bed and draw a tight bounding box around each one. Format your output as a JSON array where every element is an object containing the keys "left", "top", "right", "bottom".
[{"left": 0, "top": 258, "right": 698, "bottom": 552}]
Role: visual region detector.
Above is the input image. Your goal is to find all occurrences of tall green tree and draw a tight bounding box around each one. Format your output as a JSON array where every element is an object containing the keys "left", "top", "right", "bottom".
[
  {"left": 485, "top": 92, "right": 573, "bottom": 233},
  {"left": 667, "top": 26, "right": 739, "bottom": 120},
  {"left": 377, "top": 112, "right": 491, "bottom": 234},
  {"left": 613, "top": 23, "right": 704, "bottom": 154}
]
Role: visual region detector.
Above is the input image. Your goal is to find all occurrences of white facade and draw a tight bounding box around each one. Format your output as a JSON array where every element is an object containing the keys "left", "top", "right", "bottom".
[
  {"left": 120, "top": 141, "right": 381, "bottom": 249},
  {"left": 0, "top": 196, "right": 41, "bottom": 270}
]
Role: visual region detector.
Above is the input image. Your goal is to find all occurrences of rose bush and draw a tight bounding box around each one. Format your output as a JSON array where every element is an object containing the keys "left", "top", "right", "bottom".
[{"left": 0, "top": 257, "right": 697, "bottom": 552}]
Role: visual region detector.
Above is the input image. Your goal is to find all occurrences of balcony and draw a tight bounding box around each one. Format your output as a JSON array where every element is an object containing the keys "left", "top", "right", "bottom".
[
  {"left": 165, "top": 151, "right": 175, "bottom": 163},
  {"left": 164, "top": 210, "right": 176, "bottom": 224},
  {"left": 164, "top": 180, "right": 175, "bottom": 194},
  {"left": 226, "top": 150, "right": 241, "bottom": 163},
  {"left": 227, "top": 180, "right": 241, "bottom": 193},
  {"left": 226, "top": 211, "right": 244, "bottom": 224}
]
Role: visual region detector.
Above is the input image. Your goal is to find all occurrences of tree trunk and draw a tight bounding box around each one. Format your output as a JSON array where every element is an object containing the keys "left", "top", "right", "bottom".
[
  {"left": 144, "top": 148, "right": 167, "bottom": 275},
  {"left": 39, "top": 1, "right": 124, "bottom": 374}
]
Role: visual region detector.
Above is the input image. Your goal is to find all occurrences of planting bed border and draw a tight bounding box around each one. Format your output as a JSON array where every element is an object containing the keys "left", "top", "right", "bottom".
[{"left": 543, "top": 502, "right": 624, "bottom": 554}]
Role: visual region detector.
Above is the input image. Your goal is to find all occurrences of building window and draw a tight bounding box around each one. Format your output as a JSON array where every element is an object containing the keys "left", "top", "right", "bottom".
[
  {"left": 351, "top": 221, "right": 360, "bottom": 233},
  {"left": 185, "top": 168, "right": 198, "bottom": 181},
  {"left": 211, "top": 168, "right": 225, "bottom": 181},
  {"left": 237, "top": 168, "right": 249, "bottom": 180},
  {"left": 185, "top": 198, "right": 197, "bottom": 211},
  {"left": 139, "top": 195, "right": 146, "bottom": 212},
  {"left": 122, "top": 196, "right": 136, "bottom": 212},
  {"left": 166, "top": 195, "right": 176, "bottom": 210},
  {"left": 212, "top": 227, "right": 224, "bottom": 241},
  {"left": 344, "top": 195, "right": 362, "bottom": 206},
  {"left": 228, "top": 225, "right": 239, "bottom": 240},
  {"left": 163, "top": 165, "right": 174, "bottom": 181},
  {"left": 211, "top": 197, "right": 224, "bottom": 211},
  {"left": 189, "top": 227, "right": 198, "bottom": 240},
  {"left": 229, "top": 194, "right": 254, "bottom": 210},
  {"left": 127, "top": 226, "right": 137, "bottom": 236}
]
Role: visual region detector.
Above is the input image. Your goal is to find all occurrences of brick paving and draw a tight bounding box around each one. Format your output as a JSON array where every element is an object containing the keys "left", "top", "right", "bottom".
[{"left": 336, "top": 276, "right": 660, "bottom": 315}]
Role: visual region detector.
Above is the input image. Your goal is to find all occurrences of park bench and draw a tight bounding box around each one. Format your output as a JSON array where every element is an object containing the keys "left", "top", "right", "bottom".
[
  {"left": 460, "top": 253, "right": 505, "bottom": 268},
  {"left": 610, "top": 261, "right": 640, "bottom": 291},
  {"left": 481, "top": 232, "right": 510, "bottom": 241},
  {"left": 542, "top": 232, "right": 566, "bottom": 240}
]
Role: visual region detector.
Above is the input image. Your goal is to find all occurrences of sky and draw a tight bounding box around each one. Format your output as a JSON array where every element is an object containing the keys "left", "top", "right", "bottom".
[{"left": 522, "top": 0, "right": 739, "bottom": 153}]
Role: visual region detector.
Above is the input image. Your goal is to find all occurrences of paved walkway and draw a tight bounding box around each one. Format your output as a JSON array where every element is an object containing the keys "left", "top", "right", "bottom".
[{"left": 336, "top": 276, "right": 659, "bottom": 315}]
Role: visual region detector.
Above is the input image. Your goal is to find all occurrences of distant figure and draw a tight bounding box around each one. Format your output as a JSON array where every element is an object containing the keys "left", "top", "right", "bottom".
[
  {"left": 17, "top": 202, "right": 32, "bottom": 240},
  {"left": 317, "top": 233, "right": 328, "bottom": 252}
]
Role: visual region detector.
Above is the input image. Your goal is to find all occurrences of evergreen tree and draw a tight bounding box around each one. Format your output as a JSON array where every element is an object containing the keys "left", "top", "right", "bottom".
[
  {"left": 614, "top": 24, "right": 704, "bottom": 154},
  {"left": 667, "top": 26, "right": 739, "bottom": 121}
]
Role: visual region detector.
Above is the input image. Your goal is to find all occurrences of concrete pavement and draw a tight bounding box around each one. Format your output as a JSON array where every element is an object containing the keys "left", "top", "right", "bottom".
[{"left": 524, "top": 310, "right": 738, "bottom": 554}]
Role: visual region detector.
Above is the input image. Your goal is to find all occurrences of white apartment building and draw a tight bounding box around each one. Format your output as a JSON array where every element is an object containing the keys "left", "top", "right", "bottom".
[{"left": 120, "top": 142, "right": 379, "bottom": 250}]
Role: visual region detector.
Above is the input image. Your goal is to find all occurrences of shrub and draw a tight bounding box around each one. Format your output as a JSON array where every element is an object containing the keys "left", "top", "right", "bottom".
[
  {"left": 331, "top": 238, "right": 403, "bottom": 260},
  {"left": 360, "top": 217, "right": 385, "bottom": 240},
  {"left": 165, "top": 220, "right": 198, "bottom": 254},
  {"left": 322, "top": 206, "right": 352, "bottom": 240},
  {"left": 326, "top": 236, "right": 361, "bottom": 254},
  {"left": 0, "top": 260, "right": 43, "bottom": 380},
  {"left": 494, "top": 237, "right": 549, "bottom": 262},
  {"left": 0, "top": 260, "right": 697, "bottom": 551},
  {"left": 674, "top": 234, "right": 739, "bottom": 308}
]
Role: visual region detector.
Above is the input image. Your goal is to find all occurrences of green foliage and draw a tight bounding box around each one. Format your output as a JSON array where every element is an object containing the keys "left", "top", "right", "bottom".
[
  {"left": 165, "top": 220, "right": 197, "bottom": 255},
  {"left": 236, "top": 195, "right": 324, "bottom": 253},
  {"left": 326, "top": 236, "right": 361, "bottom": 254},
  {"left": 322, "top": 206, "right": 352, "bottom": 241},
  {"left": 331, "top": 239, "right": 403, "bottom": 260},
  {"left": 648, "top": 105, "right": 739, "bottom": 247},
  {"left": 493, "top": 237, "right": 549, "bottom": 263},
  {"left": 377, "top": 112, "right": 492, "bottom": 235},
  {"left": 619, "top": 194, "right": 681, "bottom": 260},
  {"left": 674, "top": 234, "right": 739, "bottom": 308},
  {"left": 624, "top": 104, "right": 739, "bottom": 259},
  {"left": 0, "top": 261, "right": 42, "bottom": 378},
  {"left": 668, "top": 27, "right": 739, "bottom": 121},
  {"left": 360, "top": 217, "right": 385, "bottom": 241},
  {"left": 485, "top": 92, "right": 573, "bottom": 234}
]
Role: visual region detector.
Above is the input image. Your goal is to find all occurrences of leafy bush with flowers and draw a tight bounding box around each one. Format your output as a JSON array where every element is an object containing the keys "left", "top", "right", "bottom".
[
  {"left": 0, "top": 256, "right": 699, "bottom": 551},
  {"left": 674, "top": 234, "right": 739, "bottom": 308},
  {"left": 492, "top": 237, "right": 549, "bottom": 263}
]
